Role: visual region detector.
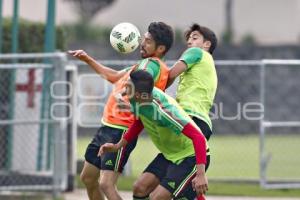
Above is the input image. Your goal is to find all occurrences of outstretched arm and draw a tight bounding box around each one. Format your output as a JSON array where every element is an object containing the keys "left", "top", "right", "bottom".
[
  {"left": 167, "top": 47, "right": 203, "bottom": 88},
  {"left": 98, "top": 119, "right": 144, "bottom": 156},
  {"left": 68, "top": 49, "right": 127, "bottom": 83}
]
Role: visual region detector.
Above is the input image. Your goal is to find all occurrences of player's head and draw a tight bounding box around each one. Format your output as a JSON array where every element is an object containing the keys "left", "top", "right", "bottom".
[
  {"left": 185, "top": 23, "right": 217, "bottom": 54},
  {"left": 140, "top": 22, "right": 174, "bottom": 58},
  {"left": 126, "top": 70, "right": 154, "bottom": 103}
]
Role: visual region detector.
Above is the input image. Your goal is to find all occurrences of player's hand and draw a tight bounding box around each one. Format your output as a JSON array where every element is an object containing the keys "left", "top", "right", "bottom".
[
  {"left": 98, "top": 143, "right": 119, "bottom": 157},
  {"left": 68, "top": 49, "right": 91, "bottom": 62},
  {"left": 192, "top": 173, "right": 208, "bottom": 196}
]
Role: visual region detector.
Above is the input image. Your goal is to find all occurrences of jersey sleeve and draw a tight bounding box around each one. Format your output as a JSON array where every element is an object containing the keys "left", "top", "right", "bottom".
[
  {"left": 179, "top": 47, "right": 203, "bottom": 70},
  {"left": 135, "top": 58, "right": 160, "bottom": 82}
]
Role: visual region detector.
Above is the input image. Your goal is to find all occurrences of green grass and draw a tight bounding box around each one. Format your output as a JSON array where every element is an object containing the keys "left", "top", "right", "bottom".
[
  {"left": 77, "top": 134, "right": 300, "bottom": 196},
  {"left": 75, "top": 175, "right": 300, "bottom": 197},
  {"left": 207, "top": 135, "right": 259, "bottom": 179},
  {"left": 77, "top": 135, "right": 260, "bottom": 178}
]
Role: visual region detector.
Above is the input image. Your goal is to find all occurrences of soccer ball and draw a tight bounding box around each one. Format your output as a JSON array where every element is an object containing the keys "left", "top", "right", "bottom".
[{"left": 110, "top": 22, "right": 141, "bottom": 54}]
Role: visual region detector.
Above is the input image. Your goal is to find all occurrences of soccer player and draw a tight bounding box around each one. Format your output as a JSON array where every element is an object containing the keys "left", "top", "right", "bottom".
[
  {"left": 68, "top": 22, "right": 174, "bottom": 200},
  {"left": 130, "top": 24, "right": 218, "bottom": 200},
  {"left": 167, "top": 23, "right": 218, "bottom": 141},
  {"left": 100, "top": 70, "right": 209, "bottom": 200}
]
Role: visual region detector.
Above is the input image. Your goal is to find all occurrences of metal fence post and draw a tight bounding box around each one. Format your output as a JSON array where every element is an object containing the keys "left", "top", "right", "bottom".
[{"left": 259, "top": 60, "right": 266, "bottom": 187}]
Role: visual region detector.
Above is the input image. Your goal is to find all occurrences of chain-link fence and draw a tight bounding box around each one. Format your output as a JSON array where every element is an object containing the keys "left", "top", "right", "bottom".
[
  {"left": 72, "top": 59, "right": 300, "bottom": 188},
  {"left": 4, "top": 56, "right": 298, "bottom": 194},
  {"left": 0, "top": 53, "right": 73, "bottom": 196},
  {"left": 260, "top": 60, "right": 300, "bottom": 189}
]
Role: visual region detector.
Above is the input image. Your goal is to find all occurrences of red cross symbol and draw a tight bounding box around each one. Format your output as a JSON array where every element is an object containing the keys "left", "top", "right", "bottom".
[{"left": 16, "top": 69, "right": 42, "bottom": 108}]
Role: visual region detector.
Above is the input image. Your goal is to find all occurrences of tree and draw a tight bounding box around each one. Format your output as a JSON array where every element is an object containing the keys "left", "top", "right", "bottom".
[
  {"left": 222, "top": 0, "right": 234, "bottom": 44},
  {"left": 65, "top": 0, "right": 116, "bottom": 23}
]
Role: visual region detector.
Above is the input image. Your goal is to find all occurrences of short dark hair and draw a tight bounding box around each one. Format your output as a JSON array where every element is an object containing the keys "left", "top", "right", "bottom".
[
  {"left": 130, "top": 70, "right": 154, "bottom": 94},
  {"left": 148, "top": 22, "right": 174, "bottom": 55},
  {"left": 185, "top": 23, "right": 217, "bottom": 54}
]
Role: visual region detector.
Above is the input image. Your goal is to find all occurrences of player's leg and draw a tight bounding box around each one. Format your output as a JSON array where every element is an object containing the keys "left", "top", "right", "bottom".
[
  {"left": 80, "top": 161, "right": 104, "bottom": 200},
  {"left": 99, "top": 126, "right": 138, "bottom": 200},
  {"left": 99, "top": 170, "right": 121, "bottom": 200},
  {"left": 133, "top": 172, "right": 160, "bottom": 200},
  {"left": 133, "top": 153, "right": 169, "bottom": 199},
  {"left": 149, "top": 185, "right": 172, "bottom": 200},
  {"left": 150, "top": 156, "right": 198, "bottom": 200},
  {"left": 81, "top": 134, "right": 105, "bottom": 200},
  {"left": 173, "top": 155, "right": 210, "bottom": 200}
]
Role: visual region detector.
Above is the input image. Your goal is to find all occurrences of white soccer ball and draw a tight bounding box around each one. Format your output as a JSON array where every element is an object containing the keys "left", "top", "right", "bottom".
[{"left": 110, "top": 22, "right": 141, "bottom": 54}]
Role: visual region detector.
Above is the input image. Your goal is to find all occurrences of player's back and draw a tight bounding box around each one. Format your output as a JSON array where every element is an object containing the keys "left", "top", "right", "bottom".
[{"left": 131, "top": 88, "right": 209, "bottom": 163}]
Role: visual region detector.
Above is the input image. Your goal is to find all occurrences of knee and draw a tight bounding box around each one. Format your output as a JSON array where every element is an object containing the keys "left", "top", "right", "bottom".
[
  {"left": 150, "top": 191, "right": 169, "bottom": 200},
  {"left": 80, "top": 172, "right": 98, "bottom": 187},
  {"left": 99, "top": 179, "right": 115, "bottom": 193},
  {"left": 133, "top": 180, "right": 149, "bottom": 196}
]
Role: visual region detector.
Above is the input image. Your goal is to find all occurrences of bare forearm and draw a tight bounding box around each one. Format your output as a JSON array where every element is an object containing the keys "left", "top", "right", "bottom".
[
  {"left": 85, "top": 56, "right": 123, "bottom": 83},
  {"left": 167, "top": 60, "right": 187, "bottom": 88},
  {"left": 68, "top": 50, "right": 124, "bottom": 83}
]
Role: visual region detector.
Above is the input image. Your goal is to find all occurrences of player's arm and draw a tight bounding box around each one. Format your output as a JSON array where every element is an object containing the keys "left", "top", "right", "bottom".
[
  {"left": 167, "top": 61, "right": 187, "bottom": 88},
  {"left": 161, "top": 102, "right": 208, "bottom": 195},
  {"left": 167, "top": 47, "right": 203, "bottom": 88},
  {"left": 98, "top": 119, "right": 144, "bottom": 156},
  {"left": 68, "top": 49, "right": 127, "bottom": 83},
  {"left": 181, "top": 123, "right": 208, "bottom": 195}
]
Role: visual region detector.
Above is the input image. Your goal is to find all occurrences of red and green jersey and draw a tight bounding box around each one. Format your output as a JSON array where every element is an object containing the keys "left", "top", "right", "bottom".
[
  {"left": 176, "top": 47, "right": 217, "bottom": 130},
  {"left": 130, "top": 88, "right": 209, "bottom": 164}
]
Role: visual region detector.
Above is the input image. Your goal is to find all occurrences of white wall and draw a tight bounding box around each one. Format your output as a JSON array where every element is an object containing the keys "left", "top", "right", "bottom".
[{"left": 3, "top": 0, "right": 300, "bottom": 45}]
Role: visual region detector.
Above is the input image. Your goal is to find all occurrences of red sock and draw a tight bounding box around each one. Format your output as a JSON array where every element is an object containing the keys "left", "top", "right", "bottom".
[{"left": 196, "top": 194, "right": 206, "bottom": 200}]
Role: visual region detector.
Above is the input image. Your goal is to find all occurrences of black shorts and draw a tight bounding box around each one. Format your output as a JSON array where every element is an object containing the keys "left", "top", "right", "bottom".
[
  {"left": 144, "top": 153, "right": 210, "bottom": 199},
  {"left": 191, "top": 116, "right": 213, "bottom": 141},
  {"left": 84, "top": 125, "right": 137, "bottom": 173}
]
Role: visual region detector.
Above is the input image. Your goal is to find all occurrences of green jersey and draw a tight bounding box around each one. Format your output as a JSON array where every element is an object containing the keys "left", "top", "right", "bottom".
[
  {"left": 177, "top": 47, "right": 217, "bottom": 129},
  {"left": 130, "top": 88, "right": 208, "bottom": 164}
]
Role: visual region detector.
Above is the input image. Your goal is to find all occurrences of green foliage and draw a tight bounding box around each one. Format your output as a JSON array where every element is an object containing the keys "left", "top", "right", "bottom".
[
  {"left": 221, "top": 30, "right": 233, "bottom": 44},
  {"left": 64, "top": 0, "right": 116, "bottom": 23},
  {"left": 1, "top": 18, "right": 66, "bottom": 53},
  {"left": 63, "top": 23, "right": 111, "bottom": 42},
  {"left": 241, "top": 33, "right": 256, "bottom": 45},
  {"left": 174, "top": 28, "right": 184, "bottom": 43}
]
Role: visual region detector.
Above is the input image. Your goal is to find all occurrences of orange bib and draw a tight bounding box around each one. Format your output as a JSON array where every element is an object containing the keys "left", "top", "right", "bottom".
[{"left": 102, "top": 58, "right": 169, "bottom": 128}]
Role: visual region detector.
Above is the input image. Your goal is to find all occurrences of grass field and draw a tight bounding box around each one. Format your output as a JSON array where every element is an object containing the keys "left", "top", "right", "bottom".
[{"left": 77, "top": 134, "right": 300, "bottom": 196}]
